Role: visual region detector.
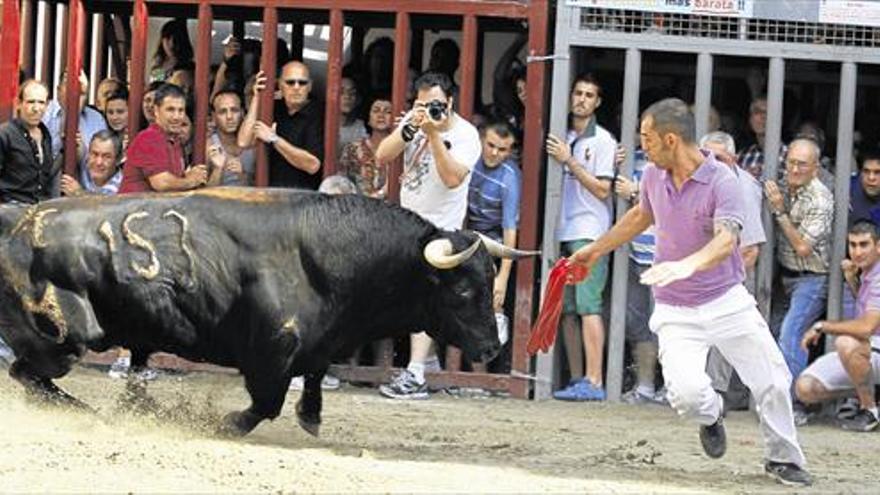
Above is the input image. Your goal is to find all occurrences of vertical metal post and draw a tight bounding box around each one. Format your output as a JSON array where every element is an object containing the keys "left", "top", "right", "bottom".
[
  {"left": 387, "top": 11, "right": 411, "bottom": 204},
  {"left": 0, "top": 0, "right": 21, "bottom": 122},
  {"left": 694, "top": 52, "right": 713, "bottom": 140},
  {"left": 128, "top": 0, "right": 148, "bottom": 135},
  {"left": 827, "top": 62, "right": 857, "bottom": 333},
  {"left": 62, "top": 0, "right": 85, "bottom": 177},
  {"left": 193, "top": 1, "right": 212, "bottom": 166},
  {"left": 324, "top": 8, "right": 344, "bottom": 176},
  {"left": 605, "top": 47, "right": 642, "bottom": 403},
  {"left": 756, "top": 57, "right": 785, "bottom": 318},
  {"left": 54, "top": 3, "right": 67, "bottom": 92},
  {"left": 290, "top": 23, "right": 304, "bottom": 61},
  {"left": 255, "top": 3, "right": 278, "bottom": 188},
  {"left": 535, "top": 0, "right": 573, "bottom": 400},
  {"left": 458, "top": 14, "right": 478, "bottom": 120}
]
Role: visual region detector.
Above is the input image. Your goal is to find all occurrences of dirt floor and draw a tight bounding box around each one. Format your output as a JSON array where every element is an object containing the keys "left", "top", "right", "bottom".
[{"left": 0, "top": 366, "right": 877, "bottom": 493}]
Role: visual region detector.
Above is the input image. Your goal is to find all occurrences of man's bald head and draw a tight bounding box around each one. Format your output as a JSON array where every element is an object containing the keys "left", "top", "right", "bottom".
[{"left": 279, "top": 61, "right": 312, "bottom": 113}]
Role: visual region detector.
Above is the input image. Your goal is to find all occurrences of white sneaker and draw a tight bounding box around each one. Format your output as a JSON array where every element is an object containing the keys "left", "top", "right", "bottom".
[
  {"left": 289, "top": 374, "right": 341, "bottom": 391},
  {"left": 108, "top": 356, "right": 131, "bottom": 379}
]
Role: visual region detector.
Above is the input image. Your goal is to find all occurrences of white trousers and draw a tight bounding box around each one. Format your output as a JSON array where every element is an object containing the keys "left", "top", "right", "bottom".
[{"left": 650, "top": 284, "right": 806, "bottom": 467}]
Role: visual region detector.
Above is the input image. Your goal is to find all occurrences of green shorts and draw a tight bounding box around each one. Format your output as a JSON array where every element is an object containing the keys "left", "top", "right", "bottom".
[{"left": 561, "top": 239, "right": 609, "bottom": 315}]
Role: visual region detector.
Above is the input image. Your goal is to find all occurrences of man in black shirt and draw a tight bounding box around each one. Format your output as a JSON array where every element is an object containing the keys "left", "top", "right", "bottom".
[
  {"left": 239, "top": 61, "right": 323, "bottom": 189},
  {"left": 0, "top": 79, "right": 56, "bottom": 365},
  {"left": 0, "top": 79, "right": 56, "bottom": 205}
]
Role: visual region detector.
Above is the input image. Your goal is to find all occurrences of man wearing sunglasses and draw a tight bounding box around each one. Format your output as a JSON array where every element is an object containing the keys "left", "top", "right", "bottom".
[{"left": 239, "top": 61, "right": 323, "bottom": 190}]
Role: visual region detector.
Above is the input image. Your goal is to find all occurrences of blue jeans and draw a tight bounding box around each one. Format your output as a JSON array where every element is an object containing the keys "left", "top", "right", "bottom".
[{"left": 775, "top": 275, "right": 828, "bottom": 392}]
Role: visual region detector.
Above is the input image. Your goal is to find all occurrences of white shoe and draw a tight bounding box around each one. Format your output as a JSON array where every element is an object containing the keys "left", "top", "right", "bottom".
[
  {"left": 108, "top": 356, "right": 131, "bottom": 379},
  {"left": 289, "top": 374, "right": 341, "bottom": 391}
]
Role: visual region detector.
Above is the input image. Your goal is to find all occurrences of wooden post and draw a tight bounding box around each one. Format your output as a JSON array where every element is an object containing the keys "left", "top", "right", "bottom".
[
  {"left": 193, "top": 1, "right": 213, "bottom": 166},
  {"left": 254, "top": 2, "right": 278, "bottom": 188},
  {"left": 387, "top": 10, "right": 411, "bottom": 204},
  {"left": 127, "top": 0, "right": 148, "bottom": 135},
  {"left": 62, "top": 0, "right": 85, "bottom": 177},
  {"left": 457, "top": 14, "right": 477, "bottom": 120},
  {"left": 324, "top": 8, "right": 344, "bottom": 176},
  {"left": 0, "top": 0, "right": 21, "bottom": 121},
  {"left": 694, "top": 52, "right": 713, "bottom": 141}
]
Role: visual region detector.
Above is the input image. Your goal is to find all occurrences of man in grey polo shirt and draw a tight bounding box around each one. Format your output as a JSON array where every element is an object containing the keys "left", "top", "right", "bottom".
[{"left": 568, "top": 99, "right": 810, "bottom": 487}]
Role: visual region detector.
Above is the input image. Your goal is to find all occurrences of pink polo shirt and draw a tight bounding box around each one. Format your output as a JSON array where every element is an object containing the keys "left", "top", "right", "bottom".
[{"left": 639, "top": 151, "right": 745, "bottom": 307}]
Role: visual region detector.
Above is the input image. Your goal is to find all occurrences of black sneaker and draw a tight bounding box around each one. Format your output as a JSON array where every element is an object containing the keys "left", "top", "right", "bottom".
[
  {"left": 378, "top": 370, "right": 429, "bottom": 400},
  {"left": 765, "top": 461, "right": 812, "bottom": 487},
  {"left": 699, "top": 417, "right": 726, "bottom": 459},
  {"left": 840, "top": 408, "right": 880, "bottom": 432}
]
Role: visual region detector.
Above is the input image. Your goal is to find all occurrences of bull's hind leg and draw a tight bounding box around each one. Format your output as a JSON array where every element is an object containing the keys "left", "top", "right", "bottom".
[
  {"left": 295, "top": 372, "right": 324, "bottom": 437},
  {"left": 9, "top": 359, "right": 93, "bottom": 411},
  {"left": 217, "top": 371, "right": 290, "bottom": 438}
]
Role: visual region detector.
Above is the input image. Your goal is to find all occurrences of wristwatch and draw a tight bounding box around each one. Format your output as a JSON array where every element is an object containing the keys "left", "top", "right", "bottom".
[
  {"left": 811, "top": 321, "right": 824, "bottom": 334},
  {"left": 266, "top": 133, "right": 279, "bottom": 145}
]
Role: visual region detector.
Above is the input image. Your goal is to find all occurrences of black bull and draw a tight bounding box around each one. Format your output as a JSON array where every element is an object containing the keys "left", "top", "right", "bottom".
[{"left": 0, "top": 188, "right": 536, "bottom": 436}]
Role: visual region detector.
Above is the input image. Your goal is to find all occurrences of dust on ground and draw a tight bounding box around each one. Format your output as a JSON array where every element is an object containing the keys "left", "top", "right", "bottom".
[{"left": 0, "top": 366, "right": 876, "bottom": 493}]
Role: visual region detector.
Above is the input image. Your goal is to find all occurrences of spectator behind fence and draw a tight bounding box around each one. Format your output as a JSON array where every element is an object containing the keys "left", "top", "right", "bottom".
[
  {"left": 466, "top": 119, "right": 522, "bottom": 365},
  {"left": 375, "top": 71, "right": 481, "bottom": 400},
  {"left": 337, "top": 73, "right": 367, "bottom": 158},
  {"left": 95, "top": 78, "right": 123, "bottom": 114},
  {"left": 318, "top": 174, "right": 357, "bottom": 195},
  {"left": 545, "top": 73, "right": 616, "bottom": 402},
  {"left": 141, "top": 80, "right": 165, "bottom": 129},
  {"left": 568, "top": 98, "right": 811, "bottom": 487},
  {"left": 764, "top": 138, "right": 834, "bottom": 426},
  {"left": 119, "top": 84, "right": 207, "bottom": 194},
  {"left": 338, "top": 95, "right": 393, "bottom": 198},
  {"left": 206, "top": 89, "right": 254, "bottom": 186},
  {"left": 0, "top": 79, "right": 56, "bottom": 364},
  {"left": 150, "top": 19, "right": 194, "bottom": 93},
  {"left": 701, "top": 131, "right": 767, "bottom": 412},
  {"left": 60, "top": 130, "right": 122, "bottom": 196},
  {"left": 613, "top": 143, "right": 666, "bottom": 406},
  {"left": 239, "top": 63, "right": 323, "bottom": 190},
  {"left": 490, "top": 33, "right": 527, "bottom": 135},
  {"left": 361, "top": 37, "right": 394, "bottom": 97},
  {"left": 737, "top": 96, "right": 785, "bottom": 180},
  {"left": 102, "top": 89, "right": 129, "bottom": 159},
  {"left": 796, "top": 220, "right": 880, "bottom": 433},
  {"left": 850, "top": 149, "right": 880, "bottom": 227},
  {"left": 43, "top": 70, "right": 107, "bottom": 174}
]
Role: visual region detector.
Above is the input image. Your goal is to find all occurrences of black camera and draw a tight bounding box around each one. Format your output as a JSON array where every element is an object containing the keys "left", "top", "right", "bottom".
[{"left": 427, "top": 99, "right": 448, "bottom": 121}]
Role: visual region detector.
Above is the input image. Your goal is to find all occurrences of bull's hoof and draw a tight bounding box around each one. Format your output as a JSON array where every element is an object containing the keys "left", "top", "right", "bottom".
[
  {"left": 297, "top": 416, "right": 321, "bottom": 437},
  {"left": 217, "top": 410, "right": 262, "bottom": 437}
]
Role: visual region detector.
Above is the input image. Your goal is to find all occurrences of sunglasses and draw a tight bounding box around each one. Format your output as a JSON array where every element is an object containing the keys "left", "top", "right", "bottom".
[{"left": 283, "top": 78, "right": 310, "bottom": 87}]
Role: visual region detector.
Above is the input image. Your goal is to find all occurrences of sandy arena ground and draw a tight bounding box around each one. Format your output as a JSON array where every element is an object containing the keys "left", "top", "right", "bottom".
[{"left": 0, "top": 366, "right": 877, "bottom": 493}]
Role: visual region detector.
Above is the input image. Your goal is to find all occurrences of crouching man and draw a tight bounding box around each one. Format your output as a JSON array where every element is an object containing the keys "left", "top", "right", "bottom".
[{"left": 796, "top": 220, "right": 880, "bottom": 432}]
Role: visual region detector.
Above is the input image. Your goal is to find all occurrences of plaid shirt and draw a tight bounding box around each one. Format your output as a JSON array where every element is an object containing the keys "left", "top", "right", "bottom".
[
  {"left": 776, "top": 177, "right": 834, "bottom": 274},
  {"left": 737, "top": 142, "right": 787, "bottom": 180}
]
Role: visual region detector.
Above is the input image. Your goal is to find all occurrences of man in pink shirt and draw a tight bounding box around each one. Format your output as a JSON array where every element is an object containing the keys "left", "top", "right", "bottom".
[
  {"left": 569, "top": 98, "right": 810, "bottom": 487},
  {"left": 119, "top": 83, "right": 207, "bottom": 194}
]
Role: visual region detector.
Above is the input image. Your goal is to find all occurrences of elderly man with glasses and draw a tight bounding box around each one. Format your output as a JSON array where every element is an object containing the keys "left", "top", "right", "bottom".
[
  {"left": 239, "top": 61, "right": 323, "bottom": 190},
  {"left": 764, "top": 138, "right": 834, "bottom": 426}
]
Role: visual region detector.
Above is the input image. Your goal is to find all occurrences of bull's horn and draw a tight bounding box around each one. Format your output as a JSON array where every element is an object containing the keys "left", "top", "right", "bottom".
[
  {"left": 424, "top": 238, "right": 482, "bottom": 269},
  {"left": 476, "top": 233, "right": 541, "bottom": 259}
]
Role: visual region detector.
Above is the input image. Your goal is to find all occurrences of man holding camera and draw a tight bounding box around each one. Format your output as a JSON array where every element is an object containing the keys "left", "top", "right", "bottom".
[{"left": 375, "top": 71, "right": 481, "bottom": 399}]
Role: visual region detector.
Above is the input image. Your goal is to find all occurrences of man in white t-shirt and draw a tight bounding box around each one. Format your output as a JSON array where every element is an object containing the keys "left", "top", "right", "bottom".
[
  {"left": 545, "top": 73, "right": 616, "bottom": 401},
  {"left": 375, "top": 72, "right": 481, "bottom": 399}
]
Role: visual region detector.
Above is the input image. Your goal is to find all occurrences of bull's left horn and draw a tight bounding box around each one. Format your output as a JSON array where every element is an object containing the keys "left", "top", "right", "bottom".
[
  {"left": 424, "top": 238, "right": 482, "bottom": 269},
  {"left": 476, "top": 233, "right": 541, "bottom": 259}
]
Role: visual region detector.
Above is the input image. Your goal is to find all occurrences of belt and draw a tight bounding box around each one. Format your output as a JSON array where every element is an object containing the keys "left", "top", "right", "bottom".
[{"left": 779, "top": 266, "right": 826, "bottom": 278}]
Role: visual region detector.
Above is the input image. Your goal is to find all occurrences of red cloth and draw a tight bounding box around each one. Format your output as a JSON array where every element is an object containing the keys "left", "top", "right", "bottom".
[
  {"left": 527, "top": 258, "right": 589, "bottom": 355},
  {"left": 119, "top": 124, "right": 185, "bottom": 194}
]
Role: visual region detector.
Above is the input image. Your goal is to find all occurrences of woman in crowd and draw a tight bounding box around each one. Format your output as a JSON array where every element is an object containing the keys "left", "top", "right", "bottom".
[{"left": 338, "top": 95, "right": 393, "bottom": 198}]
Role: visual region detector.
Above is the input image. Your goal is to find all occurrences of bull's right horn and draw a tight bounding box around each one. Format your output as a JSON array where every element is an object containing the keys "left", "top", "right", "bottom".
[
  {"left": 476, "top": 233, "right": 541, "bottom": 259},
  {"left": 424, "top": 238, "right": 481, "bottom": 269}
]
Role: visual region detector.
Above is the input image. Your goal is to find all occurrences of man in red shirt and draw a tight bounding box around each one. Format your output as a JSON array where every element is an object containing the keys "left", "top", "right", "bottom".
[{"left": 119, "top": 84, "right": 207, "bottom": 193}]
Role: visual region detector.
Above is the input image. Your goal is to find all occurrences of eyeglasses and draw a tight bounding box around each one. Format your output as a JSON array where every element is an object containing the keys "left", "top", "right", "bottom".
[
  {"left": 785, "top": 159, "right": 814, "bottom": 170},
  {"left": 283, "top": 79, "right": 310, "bottom": 87}
]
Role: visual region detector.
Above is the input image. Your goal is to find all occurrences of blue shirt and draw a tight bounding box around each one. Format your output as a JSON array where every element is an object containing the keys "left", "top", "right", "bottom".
[
  {"left": 849, "top": 174, "right": 880, "bottom": 227},
  {"left": 467, "top": 157, "right": 522, "bottom": 242},
  {"left": 42, "top": 100, "right": 107, "bottom": 172},
  {"left": 629, "top": 148, "right": 656, "bottom": 265}
]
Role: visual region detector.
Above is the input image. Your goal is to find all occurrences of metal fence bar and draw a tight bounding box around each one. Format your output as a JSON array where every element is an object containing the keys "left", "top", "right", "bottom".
[
  {"left": 694, "top": 52, "right": 712, "bottom": 140},
  {"left": 62, "top": 0, "right": 85, "bottom": 177},
  {"left": 192, "top": 1, "right": 212, "bottom": 166},
  {"left": 254, "top": 2, "right": 278, "bottom": 188}
]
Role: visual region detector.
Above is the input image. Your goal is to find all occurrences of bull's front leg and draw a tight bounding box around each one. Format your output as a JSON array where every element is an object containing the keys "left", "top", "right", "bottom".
[
  {"left": 295, "top": 372, "right": 323, "bottom": 437},
  {"left": 9, "top": 359, "right": 94, "bottom": 412}
]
